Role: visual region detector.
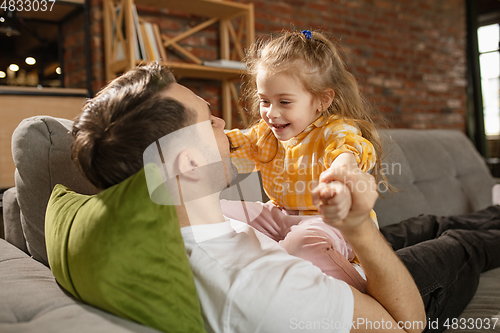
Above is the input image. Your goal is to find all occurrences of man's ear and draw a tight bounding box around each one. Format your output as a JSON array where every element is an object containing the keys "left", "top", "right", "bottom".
[
  {"left": 320, "top": 89, "right": 335, "bottom": 111},
  {"left": 176, "top": 149, "right": 202, "bottom": 181}
]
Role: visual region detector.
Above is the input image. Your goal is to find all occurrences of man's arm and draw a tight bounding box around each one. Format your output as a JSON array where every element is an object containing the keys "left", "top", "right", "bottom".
[
  {"left": 313, "top": 166, "right": 426, "bottom": 333},
  {"left": 348, "top": 221, "right": 425, "bottom": 332}
]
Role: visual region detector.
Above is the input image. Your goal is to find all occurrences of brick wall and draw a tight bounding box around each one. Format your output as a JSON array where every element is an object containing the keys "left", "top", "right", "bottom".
[
  {"left": 65, "top": 0, "right": 467, "bottom": 131},
  {"left": 62, "top": 0, "right": 107, "bottom": 94},
  {"left": 62, "top": 12, "right": 85, "bottom": 89}
]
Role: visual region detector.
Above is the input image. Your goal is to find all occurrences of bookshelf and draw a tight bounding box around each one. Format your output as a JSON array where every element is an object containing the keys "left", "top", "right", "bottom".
[{"left": 103, "top": 0, "right": 254, "bottom": 128}]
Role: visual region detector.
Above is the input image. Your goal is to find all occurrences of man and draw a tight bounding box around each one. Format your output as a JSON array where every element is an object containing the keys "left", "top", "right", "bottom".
[{"left": 72, "top": 62, "right": 500, "bottom": 332}]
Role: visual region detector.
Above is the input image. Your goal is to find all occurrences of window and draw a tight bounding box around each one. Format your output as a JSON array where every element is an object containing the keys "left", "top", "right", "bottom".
[
  {"left": 0, "top": 10, "right": 60, "bottom": 87},
  {"left": 478, "top": 23, "right": 500, "bottom": 137}
]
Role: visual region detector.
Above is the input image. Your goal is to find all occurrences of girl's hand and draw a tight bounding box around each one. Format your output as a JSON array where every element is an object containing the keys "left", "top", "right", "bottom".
[
  {"left": 313, "top": 164, "right": 378, "bottom": 236},
  {"left": 312, "top": 181, "right": 352, "bottom": 226}
]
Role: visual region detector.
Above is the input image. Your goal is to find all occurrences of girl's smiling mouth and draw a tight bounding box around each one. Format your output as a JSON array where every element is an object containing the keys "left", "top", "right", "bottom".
[{"left": 271, "top": 123, "right": 290, "bottom": 130}]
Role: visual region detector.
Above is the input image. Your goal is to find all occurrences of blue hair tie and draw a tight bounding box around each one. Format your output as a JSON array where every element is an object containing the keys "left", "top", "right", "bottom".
[{"left": 301, "top": 30, "right": 312, "bottom": 40}]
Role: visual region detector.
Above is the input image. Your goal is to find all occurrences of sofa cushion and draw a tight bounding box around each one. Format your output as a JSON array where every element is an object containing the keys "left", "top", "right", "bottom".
[
  {"left": 448, "top": 267, "right": 500, "bottom": 332},
  {"left": 374, "top": 129, "right": 495, "bottom": 228},
  {"left": 12, "top": 116, "right": 98, "bottom": 266},
  {"left": 45, "top": 165, "right": 205, "bottom": 333},
  {"left": 0, "top": 238, "right": 162, "bottom": 333}
]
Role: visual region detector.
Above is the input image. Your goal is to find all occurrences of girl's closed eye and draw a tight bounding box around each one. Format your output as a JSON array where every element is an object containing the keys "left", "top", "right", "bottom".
[
  {"left": 260, "top": 99, "right": 270, "bottom": 107},
  {"left": 280, "top": 100, "right": 292, "bottom": 105}
]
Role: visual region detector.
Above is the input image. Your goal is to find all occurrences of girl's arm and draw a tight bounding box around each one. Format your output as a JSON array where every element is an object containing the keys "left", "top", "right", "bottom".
[
  {"left": 329, "top": 151, "right": 358, "bottom": 168},
  {"left": 323, "top": 122, "right": 376, "bottom": 173},
  {"left": 226, "top": 127, "right": 260, "bottom": 174}
]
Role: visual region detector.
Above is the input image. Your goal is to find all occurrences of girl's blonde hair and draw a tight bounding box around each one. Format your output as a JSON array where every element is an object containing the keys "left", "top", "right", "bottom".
[{"left": 242, "top": 30, "right": 389, "bottom": 190}]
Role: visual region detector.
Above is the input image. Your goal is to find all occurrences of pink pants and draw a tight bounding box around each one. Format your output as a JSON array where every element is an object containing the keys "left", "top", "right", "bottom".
[{"left": 220, "top": 200, "right": 367, "bottom": 293}]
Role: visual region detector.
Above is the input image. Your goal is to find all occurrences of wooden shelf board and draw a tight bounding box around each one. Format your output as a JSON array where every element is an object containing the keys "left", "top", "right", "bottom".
[
  {"left": 0, "top": 86, "right": 88, "bottom": 96},
  {"left": 60, "top": 0, "right": 85, "bottom": 4},
  {"left": 135, "top": 0, "right": 250, "bottom": 19},
  {"left": 166, "top": 62, "right": 245, "bottom": 80}
]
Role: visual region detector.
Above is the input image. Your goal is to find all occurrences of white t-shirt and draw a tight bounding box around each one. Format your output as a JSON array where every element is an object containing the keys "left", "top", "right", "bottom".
[{"left": 181, "top": 218, "right": 354, "bottom": 333}]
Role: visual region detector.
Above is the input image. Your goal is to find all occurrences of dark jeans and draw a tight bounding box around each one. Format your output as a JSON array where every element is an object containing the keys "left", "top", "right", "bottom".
[{"left": 380, "top": 205, "right": 500, "bottom": 333}]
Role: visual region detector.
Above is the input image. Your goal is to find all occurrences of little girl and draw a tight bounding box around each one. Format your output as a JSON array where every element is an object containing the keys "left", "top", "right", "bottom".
[{"left": 223, "top": 30, "right": 386, "bottom": 292}]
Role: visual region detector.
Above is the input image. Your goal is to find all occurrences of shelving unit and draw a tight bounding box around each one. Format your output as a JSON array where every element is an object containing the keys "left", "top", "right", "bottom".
[{"left": 103, "top": 0, "right": 254, "bottom": 128}]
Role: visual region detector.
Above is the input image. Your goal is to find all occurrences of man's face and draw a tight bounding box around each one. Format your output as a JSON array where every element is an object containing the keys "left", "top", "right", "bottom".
[
  {"left": 162, "top": 83, "right": 237, "bottom": 191},
  {"left": 163, "top": 83, "right": 231, "bottom": 160}
]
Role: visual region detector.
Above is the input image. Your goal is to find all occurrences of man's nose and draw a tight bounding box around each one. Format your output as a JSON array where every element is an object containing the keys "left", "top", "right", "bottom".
[{"left": 213, "top": 116, "right": 225, "bottom": 128}]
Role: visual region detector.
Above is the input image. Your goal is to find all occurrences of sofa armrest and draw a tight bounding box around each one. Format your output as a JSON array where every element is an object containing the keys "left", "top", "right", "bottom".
[{"left": 2, "top": 187, "right": 28, "bottom": 254}]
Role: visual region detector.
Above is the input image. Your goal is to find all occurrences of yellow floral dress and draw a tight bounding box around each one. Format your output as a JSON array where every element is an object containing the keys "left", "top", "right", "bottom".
[{"left": 227, "top": 115, "right": 377, "bottom": 222}]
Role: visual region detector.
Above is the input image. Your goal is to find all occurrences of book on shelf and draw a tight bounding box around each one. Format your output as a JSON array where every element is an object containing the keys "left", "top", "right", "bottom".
[
  {"left": 112, "top": 5, "right": 125, "bottom": 61},
  {"left": 132, "top": 5, "right": 146, "bottom": 60},
  {"left": 112, "top": 4, "right": 144, "bottom": 61},
  {"left": 153, "top": 23, "right": 167, "bottom": 61},
  {"left": 136, "top": 17, "right": 166, "bottom": 61},
  {"left": 144, "top": 22, "right": 162, "bottom": 61},
  {"left": 202, "top": 59, "right": 247, "bottom": 70},
  {"left": 110, "top": 3, "right": 168, "bottom": 62},
  {"left": 139, "top": 23, "right": 152, "bottom": 60}
]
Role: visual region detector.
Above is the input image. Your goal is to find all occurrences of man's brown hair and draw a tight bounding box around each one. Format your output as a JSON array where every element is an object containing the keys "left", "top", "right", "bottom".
[{"left": 71, "top": 62, "right": 194, "bottom": 189}]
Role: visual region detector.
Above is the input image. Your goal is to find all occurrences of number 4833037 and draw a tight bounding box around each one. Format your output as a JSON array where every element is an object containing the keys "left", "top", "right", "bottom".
[
  {"left": 443, "top": 317, "right": 499, "bottom": 330},
  {"left": 1, "top": 0, "right": 56, "bottom": 12}
]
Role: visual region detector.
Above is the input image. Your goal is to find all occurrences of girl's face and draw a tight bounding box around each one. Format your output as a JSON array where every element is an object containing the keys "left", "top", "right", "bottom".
[{"left": 257, "top": 70, "right": 322, "bottom": 141}]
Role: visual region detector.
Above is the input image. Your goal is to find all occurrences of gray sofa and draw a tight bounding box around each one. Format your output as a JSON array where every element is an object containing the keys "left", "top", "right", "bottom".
[{"left": 1, "top": 116, "right": 500, "bottom": 332}]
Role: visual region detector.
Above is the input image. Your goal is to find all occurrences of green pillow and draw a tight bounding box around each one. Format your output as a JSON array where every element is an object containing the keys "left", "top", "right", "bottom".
[{"left": 45, "top": 164, "right": 205, "bottom": 333}]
